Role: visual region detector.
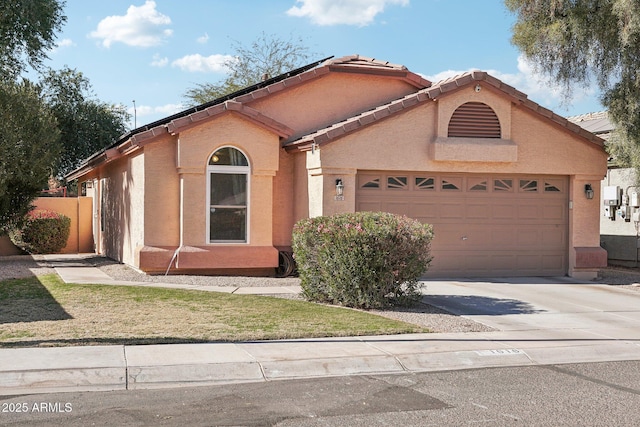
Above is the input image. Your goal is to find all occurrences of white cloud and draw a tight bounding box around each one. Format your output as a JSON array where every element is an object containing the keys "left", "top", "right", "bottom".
[
  {"left": 57, "top": 38, "right": 75, "bottom": 49},
  {"left": 150, "top": 53, "right": 168, "bottom": 67},
  {"left": 197, "top": 33, "right": 210, "bottom": 44},
  {"left": 286, "top": 0, "right": 409, "bottom": 26},
  {"left": 129, "top": 103, "right": 184, "bottom": 127},
  {"left": 171, "top": 54, "right": 235, "bottom": 73},
  {"left": 133, "top": 103, "right": 184, "bottom": 117},
  {"left": 424, "top": 55, "right": 597, "bottom": 110},
  {"left": 90, "top": 0, "right": 173, "bottom": 48},
  {"left": 50, "top": 38, "right": 75, "bottom": 53}
]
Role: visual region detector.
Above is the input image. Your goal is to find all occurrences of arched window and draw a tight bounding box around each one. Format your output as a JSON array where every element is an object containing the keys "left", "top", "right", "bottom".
[
  {"left": 448, "top": 102, "right": 501, "bottom": 138},
  {"left": 207, "top": 147, "right": 249, "bottom": 243}
]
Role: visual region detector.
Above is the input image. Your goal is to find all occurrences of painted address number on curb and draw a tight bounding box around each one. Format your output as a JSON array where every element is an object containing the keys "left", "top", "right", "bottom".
[{"left": 475, "top": 349, "right": 525, "bottom": 356}]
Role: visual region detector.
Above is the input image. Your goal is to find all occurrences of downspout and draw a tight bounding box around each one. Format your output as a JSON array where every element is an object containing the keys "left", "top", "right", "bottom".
[{"left": 165, "top": 176, "right": 184, "bottom": 275}]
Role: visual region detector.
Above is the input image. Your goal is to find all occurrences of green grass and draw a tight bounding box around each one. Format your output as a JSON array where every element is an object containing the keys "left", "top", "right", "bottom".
[{"left": 0, "top": 274, "right": 428, "bottom": 347}]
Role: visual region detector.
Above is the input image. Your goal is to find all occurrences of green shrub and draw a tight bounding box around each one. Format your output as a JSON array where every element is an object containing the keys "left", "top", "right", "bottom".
[
  {"left": 292, "top": 212, "right": 433, "bottom": 309},
  {"left": 10, "top": 209, "right": 71, "bottom": 254}
]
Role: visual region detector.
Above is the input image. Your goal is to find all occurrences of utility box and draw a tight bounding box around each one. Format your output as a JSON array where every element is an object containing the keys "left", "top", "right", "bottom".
[
  {"left": 632, "top": 192, "right": 640, "bottom": 208},
  {"left": 603, "top": 185, "right": 621, "bottom": 206}
]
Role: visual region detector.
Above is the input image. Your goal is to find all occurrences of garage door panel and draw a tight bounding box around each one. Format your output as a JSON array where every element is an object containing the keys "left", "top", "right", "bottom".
[
  {"left": 356, "top": 172, "right": 568, "bottom": 277},
  {"left": 543, "top": 254, "right": 565, "bottom": 272},
  {"left": 542, "top": 228, "right": 566, "bottom": 246},
  {"left": 382, "top": 202, "right": 411, "bottom": 216},
  {"left": 440, "top": 203, "right": 465, "bottom": 219},
  {"left": 431, "top": 226, "right": 465, "bottom": 249},
  {"left": 516, "top": 253, "right": 543, "bottom": 270},
  {"left": 515, "top": 229, "right": 540, "bottom": 247},
  {"left": 358, "top": 201, "right": 381, "bottom": 212},
  {"left": 492, "top": 204, "right": 516, "bottom": 219},
  {"left": 543, "top": 205, "right": 565, "bottom": 220},
  {"left": 464, "top": 255, "right": 493, "bottom": 272},
  {"left": 466, "top": 203, "right": 491, "bottom": 219},
  {"left": 517, "top": 203, "right": 541, "bottom": 219},
  {"left": 410, "top": 202, "right": 439, "bottom": 220}
]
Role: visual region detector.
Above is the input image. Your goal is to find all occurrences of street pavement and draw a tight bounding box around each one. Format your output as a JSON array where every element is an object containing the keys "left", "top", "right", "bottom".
[{"left": 1, "top": 255, "right": 639, "bottom": 396}]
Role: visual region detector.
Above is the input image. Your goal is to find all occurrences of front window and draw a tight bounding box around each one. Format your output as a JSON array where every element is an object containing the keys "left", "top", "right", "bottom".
[{"left": 207, "top": 147, "right": 249, "bottom": 243}]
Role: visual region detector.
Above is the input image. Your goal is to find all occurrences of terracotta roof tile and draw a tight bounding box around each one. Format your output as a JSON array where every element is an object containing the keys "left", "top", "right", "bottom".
[
  {"left": 568, "top": 112, "right": 613, "bottom": 136},
  {"left": 568, "top": 111, "right": 608, "bottom": 122},
  {"left": 325, "top": 54, "right": 407, "bottom": 70},
  {"left": 166, "top": 101, "right": 293, "bottom": 138},
  {"left": 130, "top": 126, "right": 168, "bottom": 146}
]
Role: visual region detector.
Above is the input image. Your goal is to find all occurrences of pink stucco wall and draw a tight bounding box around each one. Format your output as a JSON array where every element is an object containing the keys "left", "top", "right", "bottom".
[{"left": 248, "top": 73, "right": 419, "bottom": 141}]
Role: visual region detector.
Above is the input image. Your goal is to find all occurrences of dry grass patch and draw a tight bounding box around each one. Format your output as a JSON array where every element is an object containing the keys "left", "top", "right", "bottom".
[{"left": 0, "top": 274, "right": 428, "bottom": 347}]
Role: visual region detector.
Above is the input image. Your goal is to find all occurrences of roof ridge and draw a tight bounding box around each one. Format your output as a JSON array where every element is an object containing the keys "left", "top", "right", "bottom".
[
  {"left": 566, "top": 111, "right": 608, "bottom": 122},
  {"left": 325, "top": 54, "right": 407, "bottom": 70}
]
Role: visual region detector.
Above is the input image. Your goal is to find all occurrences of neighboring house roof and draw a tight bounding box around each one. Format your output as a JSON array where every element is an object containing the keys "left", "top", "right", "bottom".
[
  {"left": 66, "top": 54, "right": 431, "bottom": 181},
  {"left": 284, "top": 70, "right": 605, "bottom": 151},
  {"left": 567, "top": 111, "right": 614, "bottom": 139}
]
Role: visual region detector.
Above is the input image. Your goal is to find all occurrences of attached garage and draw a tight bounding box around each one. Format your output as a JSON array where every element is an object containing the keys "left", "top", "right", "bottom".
[
  {"left": 357, "top": 172, "right": 568, "bottom": 277},
  {"left": 283, "top": 63, "right": 607, "bottom": 279}
]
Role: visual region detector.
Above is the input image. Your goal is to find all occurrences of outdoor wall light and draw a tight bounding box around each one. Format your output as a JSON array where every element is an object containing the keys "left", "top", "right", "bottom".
[
  {"left": 335, "top": 179, "right": 344, "bottom": 197},
  {"left": 585, "top": 184, "right": 594, "bottom": 200}
]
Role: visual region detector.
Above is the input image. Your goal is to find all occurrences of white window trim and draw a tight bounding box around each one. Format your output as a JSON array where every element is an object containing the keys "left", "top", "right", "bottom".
[{"left": 205, "top": 147, "right": 251, "bottom": 244}]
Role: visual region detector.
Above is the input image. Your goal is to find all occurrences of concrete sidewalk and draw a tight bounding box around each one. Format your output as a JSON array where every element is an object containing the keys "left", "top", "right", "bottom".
[
  {"left": 1, "top": 256, "right": 640, "bottom": 396},
  {"left": 50, "top": 254, "right": 302, "bottom": 296}
]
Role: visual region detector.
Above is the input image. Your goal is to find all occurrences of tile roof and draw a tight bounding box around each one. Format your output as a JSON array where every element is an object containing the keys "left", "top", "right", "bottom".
[
  {"left": 567, "top": 111, "right": 614, "bottom": 137},
  {"left": 284, "top": 70, "right": 604, "bottom": 151},
  {"left": 65, "top": 57, "right": 334, "bottom": 180},
  {"left": 323, "top": 54, "right": 430, "bottom": 87},
  {"left": 66, "top": 54, "right": 435, "bottom": 180},
  {"left": 325, "top": 54, "right": 408, "bottom": 70}
]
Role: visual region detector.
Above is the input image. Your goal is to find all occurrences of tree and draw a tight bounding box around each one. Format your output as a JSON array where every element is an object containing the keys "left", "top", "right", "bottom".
[
  {"left": 0, "top": 0, "right": 65, "bottom": 232},
  {"left": 0, "top": 80, "right": 60, "bottom": 231},
  {"left": 0, "top": 0, "right": 66, "bottom": 80},
  {"left": 183, "top": 32, "right": 315, "bottom": 106},
  {"left": 40, "top": 67, "right": 130, "bottom": 177},
  {"left": 506, "top": 0, "right": 640, "bottom": 168}
]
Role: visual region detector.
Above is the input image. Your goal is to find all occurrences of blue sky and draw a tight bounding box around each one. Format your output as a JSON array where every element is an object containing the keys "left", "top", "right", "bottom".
[{"left": 44, "top": 0, "right": 604, "bottom": 129}]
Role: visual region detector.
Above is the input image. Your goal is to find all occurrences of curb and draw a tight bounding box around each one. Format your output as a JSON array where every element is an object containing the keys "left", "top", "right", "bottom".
[{"left": 2, "top": 334, "right": 640, "bottom": 396}]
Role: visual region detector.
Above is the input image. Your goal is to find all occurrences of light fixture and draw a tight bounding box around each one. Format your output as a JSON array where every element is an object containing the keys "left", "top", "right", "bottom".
[
  {"left": 585, "top": 184, "right": 594, "bottom": 200},
  {"left": 475, "top": 84, "right": 481, "bottom": 92},
  {"left": 335, "top": 179, "right": 344, "bottom": 197},
  {"left": 211, "top": 154, "right": 220, "bottom": 163}
]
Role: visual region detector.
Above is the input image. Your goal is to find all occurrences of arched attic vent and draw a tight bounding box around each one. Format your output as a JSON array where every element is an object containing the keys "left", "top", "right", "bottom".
[{"left": 448, "top": 102, "right": 501, "bottom": 138}]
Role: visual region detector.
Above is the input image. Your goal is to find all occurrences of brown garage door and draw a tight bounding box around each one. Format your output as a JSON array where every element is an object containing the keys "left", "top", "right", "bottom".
[{"left": 356, "top": 172, "right": 568, "bottom": 277}]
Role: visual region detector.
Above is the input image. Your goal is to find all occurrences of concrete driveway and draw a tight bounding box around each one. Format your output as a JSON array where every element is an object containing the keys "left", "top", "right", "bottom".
[{"left": 421, "top": 277, "right": 640, "bottom": 341}]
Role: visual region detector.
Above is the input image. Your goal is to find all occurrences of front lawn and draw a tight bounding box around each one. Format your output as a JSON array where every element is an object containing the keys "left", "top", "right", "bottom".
[{"left": 0, "top": 274, "right": 428, "bottom": 347}]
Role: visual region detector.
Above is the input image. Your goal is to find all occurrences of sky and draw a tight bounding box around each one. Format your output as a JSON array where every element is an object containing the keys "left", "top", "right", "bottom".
[{"left": 42, "top": 0, "right": 604, "bottom": 129}]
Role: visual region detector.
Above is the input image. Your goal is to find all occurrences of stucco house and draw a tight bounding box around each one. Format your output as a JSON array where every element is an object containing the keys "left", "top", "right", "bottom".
[{"left": 67, "top": 55, "right": 608, "bottom": 279}]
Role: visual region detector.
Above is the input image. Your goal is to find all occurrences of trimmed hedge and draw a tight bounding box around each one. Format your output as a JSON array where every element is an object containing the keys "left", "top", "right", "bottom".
[
  {"left": 292, "top": 212, "right": 433, "bottom": 309},
  {"left": 10, "top": 209, "right": 71, "bottom": 254}
]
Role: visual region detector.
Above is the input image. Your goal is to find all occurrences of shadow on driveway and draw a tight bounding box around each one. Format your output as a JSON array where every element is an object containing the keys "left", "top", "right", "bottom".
[{"left": 421, "top": 295, "right": 545, "bottom": 316}]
